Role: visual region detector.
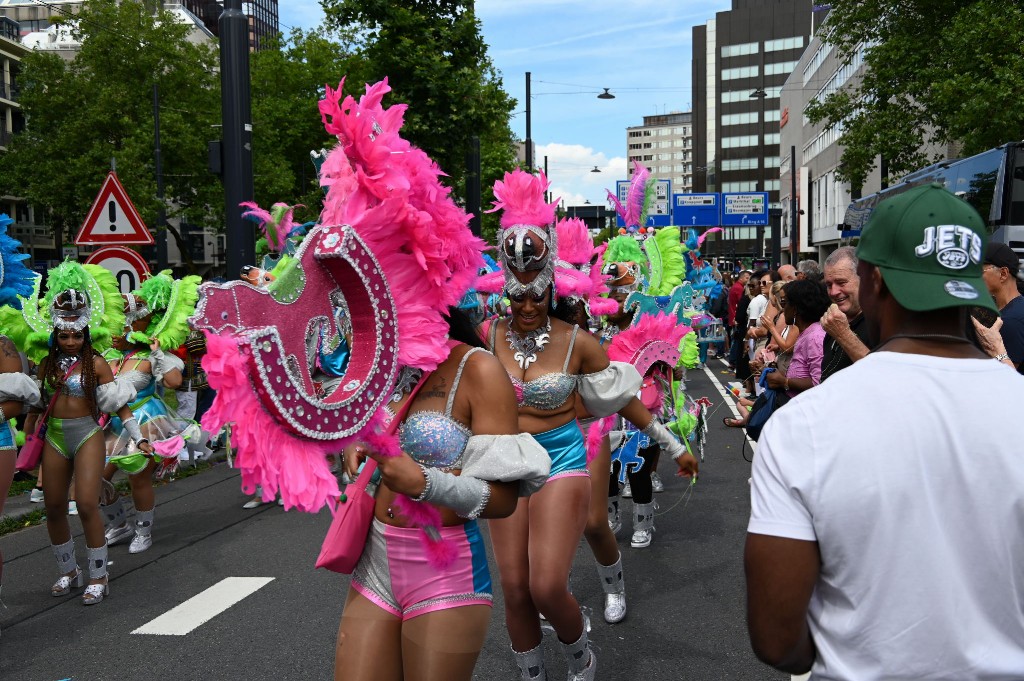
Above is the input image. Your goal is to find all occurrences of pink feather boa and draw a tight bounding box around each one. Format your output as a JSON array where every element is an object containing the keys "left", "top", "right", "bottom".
[{"left": 583, "top": 416, "right": 615, "bottom": 465}]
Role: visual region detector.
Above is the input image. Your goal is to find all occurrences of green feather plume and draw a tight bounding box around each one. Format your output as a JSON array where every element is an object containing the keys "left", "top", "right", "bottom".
[
  {"left": 638, "top": 176, "right": 658, "bottom": 228},
  {"left": 40, "top": 260, "right": 124, "bottom": 354},
  {"left": 646, "top": 227, "right": 685, "bottom": 296},
  {"left": 136, "top": 270, "right": 175, "bottom": 311},
  {"left": 129, "top": 274, "right": 201, "bottom": 349}
]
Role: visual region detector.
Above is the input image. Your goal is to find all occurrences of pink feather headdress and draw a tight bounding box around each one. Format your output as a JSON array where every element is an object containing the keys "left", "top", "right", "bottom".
[
  {"left": 554, "top": 217, "right": 619, "bottom": 316},
  {"left": 607, "top": 160, "right": 654, "bottom": 232}
]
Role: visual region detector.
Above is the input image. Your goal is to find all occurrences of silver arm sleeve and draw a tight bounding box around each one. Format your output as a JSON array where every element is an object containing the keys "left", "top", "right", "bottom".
[
  {"left": 0, "top": 372, "right": 43, "bottom": 410},
  {"left": 577, "top": 361, "right": 643, "bottom": 417},
  {"left": 460, "top": 433, "right": 551, "bottom": 498},
  {"left": 642, "top": 419, "right": 687, "bottom": 460},
  {"left": 121, "top": 416, "right": 146, "bottom": 444},
  {"left": 96, "top": 378, "right": 138, "bottom": 414},
  {"left": 149, "top": 348, "right": 184, "bottom": 385},
  {"left": 415, "top": 467, "right": 491, "bottom": 519}
]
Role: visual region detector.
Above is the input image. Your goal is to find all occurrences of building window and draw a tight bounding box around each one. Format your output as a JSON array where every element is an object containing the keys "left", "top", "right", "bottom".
[
  {"left": 643, "top": 143, "right": 652, "bottom": 149},
  {"left": 721, "top": 86, "right": 782, "bottom": 103},
  {"left": 722, "top": 181, "right": 758, "bottom": 192},
  {"left": 764, "top": 133, "right": 781, "bottom": 145},
  {"left": 764, "top": 36, "right": 804, "bottom": 52},
  {"left": 643, "top": 155, "right": 653, "bottom": 161},
  {"left": 629, "top": 143, "right": 642, "bottom": 150},
  {"left": 722, "top": 65, "right": 759, "bottom": 80},
  {"left": 765, "top": 60, "right": 799, "bottom": 76},
  {"left": 721, "top": 135, "right": 759, "bottom": 149},
  {"left": 721, "top": 158, "right": 759, "bottom": 171},
  {"left": 722, "top": 112, "right": 760, "bottom": 126},
  {"left": 765, "top": 180, "right": 781, "bottom": 191},
  {"left": 765, "top": 110, "right": 781, "bottom": 122},
  {"left": 721, "top": 42, "right": 758, "bottom": 58},
  {"left": 629, "top": 131, "right": 642, "bottom": 138},
  {"left": 764, "top": 156, "right": 780, "bottom": 168}
]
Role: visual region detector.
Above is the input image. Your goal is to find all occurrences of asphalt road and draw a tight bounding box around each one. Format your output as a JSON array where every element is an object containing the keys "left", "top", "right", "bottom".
[{"left": 0, "top": 359, "right": 786, "bottom": 681}]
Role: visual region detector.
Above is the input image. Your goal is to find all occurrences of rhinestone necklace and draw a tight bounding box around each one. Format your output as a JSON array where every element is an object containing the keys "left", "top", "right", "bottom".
[{"left": 506, "top": 319, "right": 552, "bottom": 370}]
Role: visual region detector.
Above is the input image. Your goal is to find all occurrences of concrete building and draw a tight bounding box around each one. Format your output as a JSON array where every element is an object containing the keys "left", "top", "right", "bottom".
[
  {"left": 180, "top": 1, "right": 279, "bottom": 51},
  {"left": 625, "top": 111, "right": 695, "bottom": 195},
  {"left": 692, "top": 0, "right": 814, "bottom": 260}
]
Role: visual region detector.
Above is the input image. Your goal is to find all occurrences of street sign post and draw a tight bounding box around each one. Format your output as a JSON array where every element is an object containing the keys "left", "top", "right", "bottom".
[
  {"left": 673, "top": 193, "right": 720, "bottom": 227},
  {"left": 721, "top": 192, "right": 769, "bottom": 226},
  {"left": 75, "top": 172, "right": 155, "bottom": 246},
  {"left": 84, "top": 245, "right": 151, "bottom": 294}
]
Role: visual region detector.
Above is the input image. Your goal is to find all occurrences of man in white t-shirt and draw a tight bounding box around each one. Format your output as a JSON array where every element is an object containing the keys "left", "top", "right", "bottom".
[{"left": 745, "top": 183, "right": 1024, "bottom": 680}]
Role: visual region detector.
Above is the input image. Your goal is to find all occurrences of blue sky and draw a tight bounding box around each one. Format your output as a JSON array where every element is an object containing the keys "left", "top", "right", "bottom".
[{"left": 279, "top": 1, "right": 732, "bottom": 206}]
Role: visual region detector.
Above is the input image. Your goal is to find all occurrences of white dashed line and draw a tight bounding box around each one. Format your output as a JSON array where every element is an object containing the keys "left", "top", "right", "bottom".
[{"left": 132, "top": 577, "right": 275, "bottom": 636}]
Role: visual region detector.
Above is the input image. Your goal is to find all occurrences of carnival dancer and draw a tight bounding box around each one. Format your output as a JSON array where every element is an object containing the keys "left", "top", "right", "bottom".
[
  {"left": 193, "top": 78, "right": 549, "bottom": 681},
  {"left": 0, "top": 214, "right": 40, "bottom": 622},
  {"left": 478, "top": 169, "right": 698, "bottom": 681},
  {"left": 3, "top": 261, "right": 148, "bottom": 604},
  {"left": 549, "top": 217, "right": 630, "bottom": 624},
  {"left": 101, "top": 270, "right": 200, "bottom": 554}
]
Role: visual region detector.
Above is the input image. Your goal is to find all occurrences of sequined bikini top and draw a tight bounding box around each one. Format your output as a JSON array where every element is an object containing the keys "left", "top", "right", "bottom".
[
  {"left": 397, "top": 347, "right": 482, "bottom": 470},
  {"left": 491, "top": 322, "right": 579, "bottom": 411},
  {"left": 63, "top": 372, "right": 86, "bottom": 398}
]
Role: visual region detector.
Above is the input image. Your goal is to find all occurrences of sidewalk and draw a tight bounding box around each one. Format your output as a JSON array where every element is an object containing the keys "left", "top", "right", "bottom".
[{"left": 2, "top": 447, "right": 230, "bottom": 527}]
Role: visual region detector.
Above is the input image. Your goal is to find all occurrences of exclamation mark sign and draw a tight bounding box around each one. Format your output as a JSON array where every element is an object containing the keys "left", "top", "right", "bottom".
[{"left": 108, "top": 200, "right": 117, "bottom": 232}]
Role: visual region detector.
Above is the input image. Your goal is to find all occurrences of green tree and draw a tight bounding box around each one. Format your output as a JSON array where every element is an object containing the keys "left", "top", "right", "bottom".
[
  {"left": 249, "top": 27, "right": 366, "bottom": 225},
  {"left": 321, "top": 0, "right": 518, "bottom": 243},
  {"left": 0, "top": 0, "right": 221, "bottom": 270},
  {"left": 804, "top": 0, "right": 1024, "bottom": 188}
]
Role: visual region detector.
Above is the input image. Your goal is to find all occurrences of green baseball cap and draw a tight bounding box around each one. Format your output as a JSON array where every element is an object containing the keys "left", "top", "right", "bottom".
[{"left": 856, "top": 182, "right": 997, "bottom": 312}]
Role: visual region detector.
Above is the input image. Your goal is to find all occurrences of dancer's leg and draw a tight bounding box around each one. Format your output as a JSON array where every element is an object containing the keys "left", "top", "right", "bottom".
[
  {"left": 583, "top": 437, "right": 618, "bottom": 566},
  {"left": 527, "top": 476, "right": 589, "bottom": 642},
  {"left": 42, "top": 443, "right": 74, "bottom": 547},
  {"left": 72, "top": 431, "right": 110, "bottom": 568},
  {"left": 401, "top": 605, "right": 491, "bottom": 681},
  {"left": 335, "top": 588, "right": 403, "bottom": 681},
  {"left": 0, "top": 447, "right": 14, "bottom": 586},
  {"left": 489, "top": 496, "right": 541, "bottom": 652}
]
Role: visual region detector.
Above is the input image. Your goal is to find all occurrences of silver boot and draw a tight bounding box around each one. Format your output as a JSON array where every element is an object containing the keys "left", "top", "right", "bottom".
[
  {"left": 630, "top": 501, "right": 657, "bottom": 548},
  {"left": 129, "top": 508, "right": 154, "bottom": 554},
  {"left": 595, "top": 554, "right": 626, "bottom": 623},
  {"left": 512, "top": 642, "right": 547, "bottom": 680},
  {"left": 559, "top": 628, "right": 597, "bottom": 681}
]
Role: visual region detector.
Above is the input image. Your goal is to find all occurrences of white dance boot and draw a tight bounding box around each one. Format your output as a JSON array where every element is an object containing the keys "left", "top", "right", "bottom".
[
  {"left": 595, "top": 554, "right": 626, "bottom": 623},
  {"left": 512, "top": 642, "right": 547, "bottom": 680},
  {"left": 559, "top": 629, "right": 597, "bottom": 681},
  {"left": 630, "top": 501, "right": 657, "bottom": 548}
]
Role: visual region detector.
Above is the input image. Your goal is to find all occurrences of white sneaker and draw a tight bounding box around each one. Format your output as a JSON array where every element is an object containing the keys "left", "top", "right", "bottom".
[
  {"left": 621, "top": 481, "right": 632, "bottom": 499},
  {"left": 29, "top": 488, "right": 44, "bottom": 503},
  {"left": 129, "top": 533, "right": 152, "bottom": 554},
  {"left": 651, "top": 472, "right": 665, "bottom": 493},
  {"left": 242, "top": 496, "right": 265, "bottom": 509},
  {"left": 630, "top": 527, "right": 653, "bottom": 548},
  {"left": 105, "top": 523, "right": 135, "bottom": 546},
  {"left": 68, "top": 501, "right": 78, "bottom": 516}
]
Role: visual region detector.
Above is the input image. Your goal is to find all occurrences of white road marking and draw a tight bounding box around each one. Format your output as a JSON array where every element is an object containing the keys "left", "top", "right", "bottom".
[
  {"left": 132, "top": 577, "right": 274, "bottom": 636},
  {"left": 701, "top": 360, "right": 757, "bottom": 450}
]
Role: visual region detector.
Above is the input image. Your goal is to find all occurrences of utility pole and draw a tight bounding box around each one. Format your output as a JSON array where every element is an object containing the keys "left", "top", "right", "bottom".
[
  {"left": 219, "top": 0, "right": 255, "bottom": 278},
  {"left": 525, "top": 72, "right": 533, "bottom": 172},
  {"left": 153, "top": 83, "right": 168, "bottom": 270}
]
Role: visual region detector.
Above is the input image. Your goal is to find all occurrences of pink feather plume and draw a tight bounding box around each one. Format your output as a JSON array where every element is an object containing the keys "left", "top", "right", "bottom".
[{"left": 487, "top": 169, "right": 557, "bottom": 230}]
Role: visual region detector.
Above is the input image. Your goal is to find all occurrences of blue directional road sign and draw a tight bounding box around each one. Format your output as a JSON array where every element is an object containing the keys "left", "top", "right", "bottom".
[
  {"left": 615, "top": 179, "right": 672, "bottom": 228},
  {"left": 673, "top": 193, "right": 719, "bottom": 227},
  {"left": 721, "top": 192, "right": 769, "bottom": 226}
]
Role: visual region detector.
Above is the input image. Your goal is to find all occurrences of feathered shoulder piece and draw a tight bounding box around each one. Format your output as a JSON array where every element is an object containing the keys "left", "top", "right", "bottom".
[
  {"left": 646, "top": 226, "right": 684, "bottom": 296},
  {"left": 0, "top": 214, "right": 35, "bottom": 310},
  {"left": 317, "top": 77, "right": 484, "bottom": 372},
  {"left": 607, "top": 160, "right": 655, "bottom": 232},
  {"left": 130, "top": 270, "right": 201, "bottom": 349},
  {"left": 0, "top": 273, "right": 46, "bottom": 362}
]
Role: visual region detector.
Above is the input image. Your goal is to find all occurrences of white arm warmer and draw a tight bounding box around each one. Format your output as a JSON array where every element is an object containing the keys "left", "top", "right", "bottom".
[
  {"left": 642, "top": 419, "right": 687, "bottom": 460},
  {"left": 414, "top": 466, "right": 491, "bottom": 519}
]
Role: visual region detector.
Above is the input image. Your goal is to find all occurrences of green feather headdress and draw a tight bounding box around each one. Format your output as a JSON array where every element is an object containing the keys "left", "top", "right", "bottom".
[
  {"left": 128, "top": 270, "right": 201, "bottom": 349},
  {"left": 0, "top": 261, "right": 125, "bottom": 362},
  {"left": 604, "top": 236, "right": 649, "bottom": 281}
]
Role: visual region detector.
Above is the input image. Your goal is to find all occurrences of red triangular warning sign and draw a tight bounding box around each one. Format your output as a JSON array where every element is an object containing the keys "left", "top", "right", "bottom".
[{"left": 75, "top": 172, "right": 155, "bottom": 245}]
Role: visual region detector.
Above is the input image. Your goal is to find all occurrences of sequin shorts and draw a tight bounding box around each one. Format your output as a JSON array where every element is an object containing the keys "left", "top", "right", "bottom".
[
  {"left": 534, "top": 420, "right": 590, "bottom": 481},
  {"left": 0, "top": 422, "right": 14, "bottom": 450},
  {"left": 351, "top": 518, "right": 492, "bottom": 621}
]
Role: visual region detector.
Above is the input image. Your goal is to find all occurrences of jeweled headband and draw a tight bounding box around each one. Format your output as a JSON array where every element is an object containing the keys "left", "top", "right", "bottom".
[
  {"left": 124, "top": 294, "right": 151, "bottom": 325},
  {"left": 50, "top": 289, "right": 92, "bottom": 331}
]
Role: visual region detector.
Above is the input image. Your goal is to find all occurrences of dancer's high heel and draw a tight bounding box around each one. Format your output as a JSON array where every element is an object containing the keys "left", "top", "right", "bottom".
[
  {"left": 51, "top": 568, "right": 84, "bottom": 597},
  {"left": 82, "top": 578, "right": 109, "bottom": 606}
]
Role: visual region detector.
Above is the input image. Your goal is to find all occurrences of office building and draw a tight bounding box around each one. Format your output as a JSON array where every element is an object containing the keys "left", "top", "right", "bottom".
[{"left": 626, "top": 111, "right": 695, "bottom": 194}]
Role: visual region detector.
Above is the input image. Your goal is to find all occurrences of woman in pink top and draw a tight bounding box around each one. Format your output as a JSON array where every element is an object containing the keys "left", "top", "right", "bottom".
[{"left": 766, "top": 279, "right": 832, "bottom": 398}]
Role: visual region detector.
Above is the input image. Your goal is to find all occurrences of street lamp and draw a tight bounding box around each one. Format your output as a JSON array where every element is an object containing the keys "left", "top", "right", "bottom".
[
  {"left": 590, "top": 166, "right": 601, "bottom": 173},
  {"left": 524, "top": 72, "right": 615, "bottom": 172}
]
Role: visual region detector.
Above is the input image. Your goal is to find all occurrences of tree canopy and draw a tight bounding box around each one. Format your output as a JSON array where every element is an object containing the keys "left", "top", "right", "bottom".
[
  {"left": 804, "top": 0, "right": 1024, "bottom": 188},
  {"left": 0, "top": 0, "right": 221, "bottom": 257},
  {"left": 322, "top": 0, "right": 518, "bottom": 243}
]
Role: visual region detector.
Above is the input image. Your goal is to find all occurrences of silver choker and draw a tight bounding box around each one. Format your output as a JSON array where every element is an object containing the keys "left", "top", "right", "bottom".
[{"left": 506, "top": 319, "right": 551, "bottom": 370}]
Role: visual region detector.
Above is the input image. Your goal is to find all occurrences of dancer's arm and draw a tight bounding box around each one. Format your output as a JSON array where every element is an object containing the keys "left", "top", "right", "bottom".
[{"left": 94, "top": 356, "right": 153, "bottom": 454}]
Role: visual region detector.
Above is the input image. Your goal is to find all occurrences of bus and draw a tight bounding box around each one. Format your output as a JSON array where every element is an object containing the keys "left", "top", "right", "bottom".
[{"left": 843, "top": 142, "right": 1024, "bottom": 260}]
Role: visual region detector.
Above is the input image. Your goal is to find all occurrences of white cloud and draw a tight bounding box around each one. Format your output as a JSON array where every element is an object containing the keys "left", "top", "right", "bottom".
[{"left": 537, "top": 143, "right": 627, "bottom": 207}]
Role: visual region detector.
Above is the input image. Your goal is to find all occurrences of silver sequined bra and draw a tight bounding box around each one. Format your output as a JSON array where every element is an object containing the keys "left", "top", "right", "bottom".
[
  {"left": 498, "top": 324, "right": 580, "bottom": 411},
  {"left": 508, "top": 372, "right": 578, "bottom": 411},
  {"left": 398, "top": 348, "right": 481, "bottom": 470}
]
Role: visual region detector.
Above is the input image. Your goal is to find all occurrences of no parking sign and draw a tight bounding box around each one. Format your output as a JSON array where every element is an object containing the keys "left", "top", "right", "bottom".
[{"left": 84, "top": 246, "right": 151, "bottom": 294}]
